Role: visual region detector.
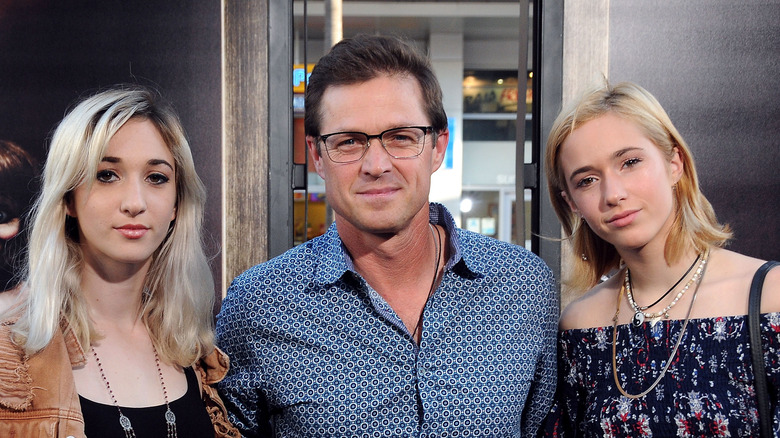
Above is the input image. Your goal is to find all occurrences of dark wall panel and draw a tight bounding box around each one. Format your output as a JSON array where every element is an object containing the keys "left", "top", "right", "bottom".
[
  {"left": 609, "top": 0, "right": 780, "bottom": 260},
  {"left": 0, "top": 0, "right": 223, "bottom": 297}
]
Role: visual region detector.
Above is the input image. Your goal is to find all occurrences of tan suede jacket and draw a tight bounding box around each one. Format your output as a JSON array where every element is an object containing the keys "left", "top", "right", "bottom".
[{"left": 0, "top": 317, "right": 240, "bottom": 438}]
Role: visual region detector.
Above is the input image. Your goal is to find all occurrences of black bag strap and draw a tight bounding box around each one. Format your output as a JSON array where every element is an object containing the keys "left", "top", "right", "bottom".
[{"left": 749, "top": 260, "right": 779, "bottom": 438}]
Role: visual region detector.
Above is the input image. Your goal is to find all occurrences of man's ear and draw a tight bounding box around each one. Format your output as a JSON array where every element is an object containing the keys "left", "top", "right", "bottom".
[
  {"left": 307, "top": 136, "right": 326, "bottom": 178},
  {"left": 430, "top": 129, "right": 449, "bottom": 173}
]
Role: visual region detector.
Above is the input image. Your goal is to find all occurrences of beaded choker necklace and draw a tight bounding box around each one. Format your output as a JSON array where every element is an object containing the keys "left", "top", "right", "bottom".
[
  {"left": 612, "top": 248, "right": 710, "bottom": 399},
  {"left": 625, "top": 252, "right": 706, "bottom": 327},
  {"left": 92, "top": 344, "right": 178, "bottom": 438}
]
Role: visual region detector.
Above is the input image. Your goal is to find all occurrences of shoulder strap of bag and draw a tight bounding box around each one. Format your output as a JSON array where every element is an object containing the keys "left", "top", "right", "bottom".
[{"left": 749, "top": 260, "right": 779, "bottom": 438}]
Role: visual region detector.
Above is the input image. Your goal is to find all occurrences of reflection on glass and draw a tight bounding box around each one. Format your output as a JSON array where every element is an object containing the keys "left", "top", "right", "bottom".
[
  {"left": 463, "top": 70, "right": 520, "bottom": 114},
  {"left": 294, "top": 191, "right": 328, "bottom": 245}
]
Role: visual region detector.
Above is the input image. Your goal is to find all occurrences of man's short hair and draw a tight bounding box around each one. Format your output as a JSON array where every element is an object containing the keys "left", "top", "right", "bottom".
[{"left": 304, "top": 34, "right": 448, "bottom": 141}]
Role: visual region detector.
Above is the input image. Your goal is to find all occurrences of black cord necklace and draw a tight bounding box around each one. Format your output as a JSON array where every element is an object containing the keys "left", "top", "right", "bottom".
[
  {"left": 626, "top": 253, "right": 702, "bottom": 327},
  {"left": 633, "top": 253, "right": 700, "bottom": 310},
  {"left": 411, "top": 223, "right": 441, "bottom": 342}
]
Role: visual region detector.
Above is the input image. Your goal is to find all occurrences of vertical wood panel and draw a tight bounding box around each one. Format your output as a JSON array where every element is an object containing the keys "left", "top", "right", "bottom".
[
  {"left": 563, "top": 0, "right": 609, "bottom": 102},
  {"left": 222, "top": 1, "right": 270, "bottom": 293}
]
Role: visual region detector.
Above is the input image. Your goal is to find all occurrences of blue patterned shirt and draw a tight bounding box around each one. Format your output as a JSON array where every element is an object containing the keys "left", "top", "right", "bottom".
[{"left": 216, "top": 203, "right": 558, "bottom": 437}]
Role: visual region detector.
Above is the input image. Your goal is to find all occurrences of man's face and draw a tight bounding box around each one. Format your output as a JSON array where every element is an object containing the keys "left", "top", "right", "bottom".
[{"left": 307, "top": 74, "right": 448, "bottom": 236}]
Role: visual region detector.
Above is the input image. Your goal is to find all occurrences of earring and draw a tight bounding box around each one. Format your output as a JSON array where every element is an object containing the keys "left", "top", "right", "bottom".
[{"left": 581, "top": 253, "right": 588, "bottom": 261}]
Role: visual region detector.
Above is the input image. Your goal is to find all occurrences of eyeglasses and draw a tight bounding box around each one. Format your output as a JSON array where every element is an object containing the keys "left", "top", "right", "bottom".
[{"left": 318, "top": 126, "right": 433, "bottom": 163}]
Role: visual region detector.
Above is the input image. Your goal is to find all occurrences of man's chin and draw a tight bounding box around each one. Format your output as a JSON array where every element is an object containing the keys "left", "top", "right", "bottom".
[
  {"left": 357, "top": 222, "right": 405, "bottom": 236},
  {"left": 335, "top": 215, "right": 407, "bottom": 237}
]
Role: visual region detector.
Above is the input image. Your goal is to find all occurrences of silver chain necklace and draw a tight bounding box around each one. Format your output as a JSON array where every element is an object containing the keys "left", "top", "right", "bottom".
[
  {"left": 625, "top": 252, "right": 708, "bottom": 327},
  {"left": 91, "top": 344, "right": 178, "bottom": 438},
  {"left": 612, "top": 248, "right": 710, "bottom": 399}
]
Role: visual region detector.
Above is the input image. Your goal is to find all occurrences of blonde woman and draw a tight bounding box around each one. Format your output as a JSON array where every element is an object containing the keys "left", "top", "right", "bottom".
[
  {"left": 542, "top": 81, "right": 779, "bottom": 436},
  {"left": 0, "top": 85, "right": 238, "bottom": 437}
]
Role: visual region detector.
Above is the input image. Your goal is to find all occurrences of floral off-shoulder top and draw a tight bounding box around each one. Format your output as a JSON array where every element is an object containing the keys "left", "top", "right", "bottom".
[{"left": 542, "top": 313, "right": 780, "bottom": 437}]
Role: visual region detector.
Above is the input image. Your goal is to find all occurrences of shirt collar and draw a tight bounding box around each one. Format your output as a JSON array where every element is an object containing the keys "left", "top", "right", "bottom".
[
  {"left": 310, "top": 223, "right": 353, "bottom": 285},
  {"left": 428, "top": 202, "right": 461, "bottom": 272}
]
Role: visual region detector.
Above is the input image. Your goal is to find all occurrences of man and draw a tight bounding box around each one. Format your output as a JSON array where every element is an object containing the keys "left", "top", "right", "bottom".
[{"left": 216, "top": 34, "right": 558, "bottom": 437}]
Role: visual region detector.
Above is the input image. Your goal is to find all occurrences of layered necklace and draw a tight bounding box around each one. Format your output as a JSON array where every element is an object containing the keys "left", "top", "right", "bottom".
[
  {"left": 91, "top": 344, "right": 178, "bottom": 438},
  {"left": 625, "top": 252, "right": 706, "bottom": 327},
  {"left": 612, "top": 248, "right": 710, "bottom": 399},
  {"left": 411, "top": 223, "right": 442, "bottom": 341}
]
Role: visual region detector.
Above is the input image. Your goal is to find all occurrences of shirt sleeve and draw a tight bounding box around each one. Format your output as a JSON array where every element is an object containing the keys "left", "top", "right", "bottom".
[
  {"left": 215, "top": 276, "right": 274, "bottom": 438},
  {"left": 522, "top": 266, "right": 559, "bottom": 437}
]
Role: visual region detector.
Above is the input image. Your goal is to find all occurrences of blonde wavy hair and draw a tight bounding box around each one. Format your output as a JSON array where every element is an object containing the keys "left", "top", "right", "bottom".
[
  {"left": 15, "top": 85, "right": 215, "bottom": 366},
  {"left": 546, "top": 81, "right": 731, "bottom": 291}
]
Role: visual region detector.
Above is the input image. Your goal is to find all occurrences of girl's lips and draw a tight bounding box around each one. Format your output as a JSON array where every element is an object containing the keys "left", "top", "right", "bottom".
[
  {"left": 607, "top": 210, "right": 639, "bottom": 228},
  {"left": 116, "top": 226, "right": 149, "bottom": 239}
]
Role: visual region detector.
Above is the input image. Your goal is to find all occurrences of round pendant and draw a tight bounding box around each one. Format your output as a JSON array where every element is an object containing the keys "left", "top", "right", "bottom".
[{"left": 632, "top": 312, "right": 645, "bottom": 327}]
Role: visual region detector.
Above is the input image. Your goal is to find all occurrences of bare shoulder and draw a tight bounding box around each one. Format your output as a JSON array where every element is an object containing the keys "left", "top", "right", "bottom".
[
  {"left": 698, "top": 248, "right": 780, "bottom": 316},
  {"left": 559, "top": 273, "right": 622, "bottom": 331},
  {"left": 756, "top": 257, "right": 780, "bottom": 313}
]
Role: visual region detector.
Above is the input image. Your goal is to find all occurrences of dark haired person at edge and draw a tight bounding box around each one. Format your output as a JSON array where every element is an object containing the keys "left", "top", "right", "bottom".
[
  {"left": 0, "top": 86, "right": 239, "bottom": 437},
  {"left": 541, "top": 81, "right": 780, "bottom": 437},
  {"left": 216, "top": 34, "right": 558, "bottom": 437},
  {"left": 0, "top": 140, "right": 37, "bottom": 293}
]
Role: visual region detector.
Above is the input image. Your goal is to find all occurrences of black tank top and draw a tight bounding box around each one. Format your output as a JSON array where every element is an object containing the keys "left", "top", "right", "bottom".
[{"left": 79, "top": 366, "right": 213, "bottom": 437}]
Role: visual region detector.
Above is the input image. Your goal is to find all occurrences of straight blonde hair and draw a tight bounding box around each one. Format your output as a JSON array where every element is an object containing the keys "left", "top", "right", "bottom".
[
  {"left": 546, "top": 81, "right": 731, "bottom": 291},
  {"left": 15, "top": 85, "right": 215, "bottom": 366}
]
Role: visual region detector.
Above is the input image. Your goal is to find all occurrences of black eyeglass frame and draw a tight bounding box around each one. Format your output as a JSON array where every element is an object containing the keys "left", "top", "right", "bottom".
[{"left": 318, "top": 125, "right": 434, "bottom": 163}]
